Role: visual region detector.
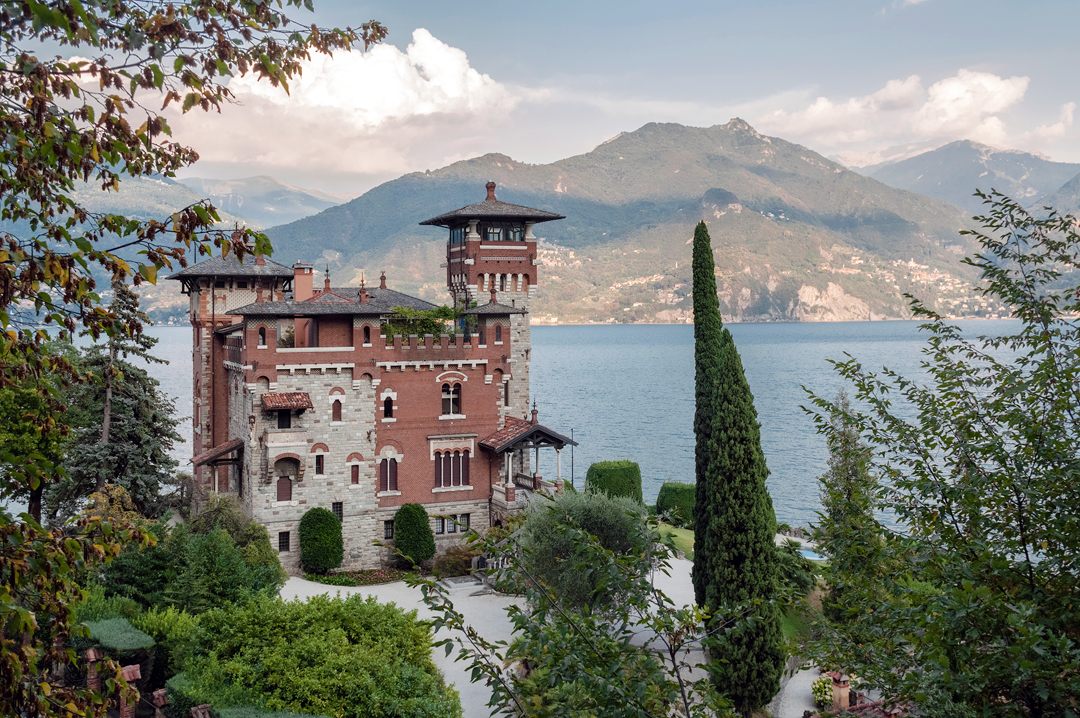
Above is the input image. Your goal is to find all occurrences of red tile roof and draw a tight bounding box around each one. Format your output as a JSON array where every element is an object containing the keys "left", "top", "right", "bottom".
[
  {"left": 261, "top": 392, "right": 314, "bottom": 411},
  {"left": 480, "top": 416, "right": 533, "bottom": 452}
]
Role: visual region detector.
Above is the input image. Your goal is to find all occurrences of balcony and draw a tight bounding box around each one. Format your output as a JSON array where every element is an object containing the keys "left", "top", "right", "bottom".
[{"left": 264, "top": 428, "right": 307, "bottom": 449}]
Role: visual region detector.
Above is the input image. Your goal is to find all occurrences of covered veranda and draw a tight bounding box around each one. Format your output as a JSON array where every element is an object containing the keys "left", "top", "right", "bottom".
[{"left": 479, "top": 406, "right": 577, "bottom": 496}]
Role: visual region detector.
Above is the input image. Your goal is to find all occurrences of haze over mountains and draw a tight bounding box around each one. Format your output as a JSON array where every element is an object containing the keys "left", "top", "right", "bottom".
[
  {"left": 99, "top": 120, "right": 1080, "bottom": 324},
  {"left": 864, "top": 140, "right": 1080, "bottom": 215}
]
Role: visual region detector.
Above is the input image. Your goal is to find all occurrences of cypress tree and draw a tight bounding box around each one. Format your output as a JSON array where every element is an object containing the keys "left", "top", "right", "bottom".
[{"left": 689, "top": 221, "right": 783, "bottom": 715}]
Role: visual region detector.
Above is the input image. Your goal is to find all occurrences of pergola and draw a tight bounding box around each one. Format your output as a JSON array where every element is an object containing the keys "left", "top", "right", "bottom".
[{"left": 479, "top": 406, "right": 576, "bottom": 490}]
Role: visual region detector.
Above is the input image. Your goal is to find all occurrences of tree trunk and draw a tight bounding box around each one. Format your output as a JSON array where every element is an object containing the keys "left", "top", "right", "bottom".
[
  {"left": 27, "top": 483, "right": 42, "bottom": 524},
  {"left": 97, "top": 345, "right": 115, "bottom": 491}
]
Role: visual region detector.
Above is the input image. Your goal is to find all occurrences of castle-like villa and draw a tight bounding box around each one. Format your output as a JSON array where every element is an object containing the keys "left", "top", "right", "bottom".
[{"left": 170, "top": 183, "right": 575, "bottom": 571}]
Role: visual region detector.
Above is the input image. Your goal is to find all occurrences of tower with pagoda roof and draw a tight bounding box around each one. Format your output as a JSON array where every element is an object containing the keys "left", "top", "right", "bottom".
[{"left": 420, "top": 181, "right": 563, "bottom": 420}]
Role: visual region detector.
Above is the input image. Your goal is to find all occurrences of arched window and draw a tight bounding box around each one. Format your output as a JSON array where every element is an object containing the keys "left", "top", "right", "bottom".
[
  {"left": 494, "top": 324, "right": 503, "bottom": 343},
  {"left": 478, "top": 327, "right": 486, "bottom": 346},
  {"left": 435, "top": 449, "right": 471, "bottom": 488},
  {"left": 499, "top": 274, "right": 507, "bottom": 291},
  {"left": 441, "top": 383, "right": 461, "bottom": 416},
  {"left": 276, "top": 476, "right": 292, "bottom": 502},
  {"left": 379, "top": 458, "right": 398, "bottom": 492},
  {"left": 383, "top": 396, "right": 394, "bottom": 418},
  {"left": 331, "top": 399, "right": 342, "bottom": 422},
  {"left": 363, "top": 325, "right": 371, "bottom": 344},
  {"left": 258, "top": 327, "right": 267, "bottom": 347}
]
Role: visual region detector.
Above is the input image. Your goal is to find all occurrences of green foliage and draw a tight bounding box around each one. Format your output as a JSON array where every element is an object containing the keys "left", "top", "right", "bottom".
[
  {"left": 432, "top": 544, "right": 479, "bottom": 579},
  {"left": 775, "top": 540, "right": 817, "bottom": 603},
  {"left": 811, "top": 676, "right": 833, "bottom": 709},
  {"left": 219, "top": 709, "right": 326, "bottom": 718},
  {"left": 413, "top": 509, "right": 734, "bottom": 717},
  {"left": 584, "top": 460, "right": 643, "bottom": 504},
  {"left": 298, "top": 507, "right": 343, "bottom": 575},
  {"left": 655, "top": 481, "right": 695, "bottom": 529},
  {"left": 84, "top": 618, "right": 155, "bottom": 652},
  {"left": 166, "top": 528, "right": 274, "bottom": 614},
  {"left": 45, "top": 343, "right": 181, "bottom": 523},
  {"left": 812, "top": 393, "right": 885, "bottom": 621},
  {"left": 179, "top": 595, "right": 460, "bottom": 718},
  {"left": 166, "top": 672, "right": 262, "bottom": 718},
  {"left": 133, "top": 606, "right": 199, "bottom": 680},
  {"left": 393, "top": 504, "right": 436, "bottom": 567},
  {"left": 383, "top": 305, "right": 457, "bottom": 339},
  {"left": 517, "top": 491, "right": 654, "bottom": 610},
  {"left": 804, "top": 193, "right": 1080, "bottom": 716},
  {"left": 561, "top": 479, "right": 577, "bottom": 493},
  {"left": 75, "top": 585, "right": 142, "bottom": 623},
  {"left": 689, "top": 221, "right": 783, "bottom": 714}
]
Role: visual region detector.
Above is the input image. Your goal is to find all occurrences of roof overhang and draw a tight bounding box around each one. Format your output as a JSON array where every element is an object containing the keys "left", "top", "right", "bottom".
[{"left": 191, "top": 438, "right": 244, "bottom": 467}]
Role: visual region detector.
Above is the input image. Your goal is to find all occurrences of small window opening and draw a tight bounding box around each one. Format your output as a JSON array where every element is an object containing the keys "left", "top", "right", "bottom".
[
  {"left": 278, "top": 531, "right": 290, "bottom": 552},
  {"left": 331, "top": 501, "right": 343, "bottom": 523},
  {"left": 383, "top": 396, "right": 394, "bottom": 418}
]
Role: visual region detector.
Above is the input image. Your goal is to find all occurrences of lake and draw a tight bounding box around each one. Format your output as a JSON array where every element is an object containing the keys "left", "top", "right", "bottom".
[{"left": 145, "top": 320, "right": 1018, "bottom": 529}]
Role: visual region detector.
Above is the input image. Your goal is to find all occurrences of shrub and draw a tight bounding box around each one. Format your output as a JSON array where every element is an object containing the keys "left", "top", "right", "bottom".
[
  {"left": 76, "top": 585, "right": 143, "bottom": 622},
  {"left": 432, "top": 544, "right": 479, "bottom": 578},
  {"left": 164, "top": 528, "right": 262, "bottom": 613},
  {"left": 84, "top": 618, "right": 155, "bottom": 652},
  {"left": 655, "top": 481, "right": 695, "bottom": 529},
  {"left": 811, "top": 675, "right": 833, "bottom": 709},
  {"left": 182, "top": 594, "right": 461, "bottom": 718},
  {"left": 562, "top": 479, "right": 577, "bottom": 494},
  {"left": 584, "top": 460, "right": 643, "bottom": 504},
  {"left": 393, "top": 504, "right": 435, "bottom": 567},
  {"left": 133, "top": 606, "right": 199, "bottom": 680},
  {"left": 776, "top": 540, "right": 817, "bottom": 602},
  {"left": 298, "top": 507, "right": 343, "bottom": 574},
  {"left": 518, "top": 491, "right": 653, "bottom": 609}
]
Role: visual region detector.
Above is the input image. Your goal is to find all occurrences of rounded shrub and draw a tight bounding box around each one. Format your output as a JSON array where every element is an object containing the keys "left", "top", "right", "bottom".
[
  {"left": 393, "top": 504, "right": 435, "bottom": 567},
  {"left": 655, "top": 481, "right": 695, "bottom": 529},
  {"left": 298, "top": 507, "right": 343, "bottom": 575},
  {"left": 584, "top": 460, "right": 643, "bottom": 504}
]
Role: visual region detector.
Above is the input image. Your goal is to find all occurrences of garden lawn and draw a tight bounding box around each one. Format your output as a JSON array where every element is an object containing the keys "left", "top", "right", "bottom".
[{"left": 660, "top": 523, "right": 695, "bottom": 559}]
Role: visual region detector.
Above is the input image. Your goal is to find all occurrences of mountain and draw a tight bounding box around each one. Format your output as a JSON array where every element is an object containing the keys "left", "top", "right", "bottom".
[
  {"left": 1043, "top": 171, "right": 1080, "bottom": 213},
  {"left": 864, "top": 140, "right": 1080, "bottom": 215},
  {"left": 251, "top": 119, "right": 993, "bottom": 323},
  {"left": 178, "top": 176, "right": 341, "bottom": 228}
]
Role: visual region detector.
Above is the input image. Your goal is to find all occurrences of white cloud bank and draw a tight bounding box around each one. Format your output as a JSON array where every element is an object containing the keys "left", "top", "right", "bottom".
[
  {"left": 757, "top": 69, "right": 1075, "bottom": 166},
  {"left": 171, "top": 29, "right": 519, "bottom": 186}
]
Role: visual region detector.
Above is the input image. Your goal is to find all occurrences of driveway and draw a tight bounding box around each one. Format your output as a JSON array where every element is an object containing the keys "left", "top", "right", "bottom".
[{"left": 281, "top": 556, "right": 816, "bottom": 718}]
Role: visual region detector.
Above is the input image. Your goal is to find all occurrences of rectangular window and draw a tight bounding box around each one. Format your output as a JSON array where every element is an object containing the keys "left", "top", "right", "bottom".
[
  {"left": 460, "top": 513, "right": 470, "bottom": 531},
  {"left": 447, "top": 516, "right": 457, "bottom": 534},
  {"left": 383, "top": 520, "right": 394, "bottom": 540},
  {"left": 509, "top": 226, "right": 524, "bottom": 241},
  {"left": 236, "top": 281, "right": 248, "bottom": 289},
  {"left": 277, "top": 410, "right": 292, "bottom": 429},
  {"left": 278, "top": 531, "right": 290, "bottom": 552},
  {"left": 351, "top": 464, "right": 360, "bottom": 484},
  {"left": 331, "top": 501, "right": 343, "bottom": 523},
  {"left": 214, "top": 280, "right": 226, "bottom": 289},
  {"left": 435, "top": 517, "right": 445, "bottom": 535},
  {"left": 315, "top": 454, "right": 325, "bottom": 475},
  {"left": 450, "top": 227, "right": 465, "bottom": 245},
  {"left": 485, "top": 226, "right": 502, "bottom": 242}
]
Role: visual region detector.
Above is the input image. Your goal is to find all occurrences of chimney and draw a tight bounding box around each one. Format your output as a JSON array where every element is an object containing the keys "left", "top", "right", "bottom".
[
  {"left": 530, "top": 401, "right": 538, "bottom": 425},
  {"left": 485, "top": 181, "right": 497, "bottom": 201},
  {"left": 379, "top": 271, "right": 387, "bottom": 289},
  {"left": 359, "top": 276, "right": 369, "bottom": 304},
  {"left": 293, "top": 261, "right": 313, "bottom": 302},
  {"left": 323, "top": 265, "right": 331, "bottom": 292},
  {"left": 255, "top": 254, "right": 266, "bottom": 266}
]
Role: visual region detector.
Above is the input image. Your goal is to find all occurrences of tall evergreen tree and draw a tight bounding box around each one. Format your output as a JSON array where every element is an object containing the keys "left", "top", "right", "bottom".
[{"left": 690, "top": 221, "right": 783, "bottom": 715}]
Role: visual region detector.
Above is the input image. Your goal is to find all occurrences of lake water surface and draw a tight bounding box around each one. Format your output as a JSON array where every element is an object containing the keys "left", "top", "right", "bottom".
[{"left": 146, "top": 320, "right": 1018, "bottom": 529}]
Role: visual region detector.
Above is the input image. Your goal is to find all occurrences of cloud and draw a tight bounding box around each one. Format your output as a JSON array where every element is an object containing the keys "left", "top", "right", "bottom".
[
  {"left": 755, "top": 69, "right": 1072, "bottom": 166},
  {"left": 169, "top": 29, "right": 519, "bottom": 186}
]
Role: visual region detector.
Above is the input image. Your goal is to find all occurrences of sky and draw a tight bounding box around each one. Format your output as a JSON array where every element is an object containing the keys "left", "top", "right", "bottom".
[{"left": 169, "top": 0, "right": 1080, "bottom": 197}]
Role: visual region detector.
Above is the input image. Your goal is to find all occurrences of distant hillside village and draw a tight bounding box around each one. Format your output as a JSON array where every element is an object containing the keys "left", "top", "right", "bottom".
[{"left": 170, "top": 183, "right": 578, "bottom": 570}]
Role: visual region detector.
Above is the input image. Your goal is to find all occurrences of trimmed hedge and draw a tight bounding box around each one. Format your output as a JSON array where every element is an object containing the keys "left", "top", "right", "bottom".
[
  {"left": 299, "top": 507, "right": 343, "bottom": 574},
  {"left": 84, "top": 618, "right": 155, "bottom": 652},
  {"left": 393, "top": 504, "right": 435, "bottom": 567},
  {"left": 655, "top": 481, "right": 696, "bottom": 529},
  {"left": 220, "top": 709, "right": 326, "bottom": 718},
  {"left": 584, "top": 460, "right": 643, "bottom": 504}
]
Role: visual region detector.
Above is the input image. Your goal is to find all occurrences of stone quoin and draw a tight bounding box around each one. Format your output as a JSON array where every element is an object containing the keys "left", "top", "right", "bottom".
[{"left": 170, "top": 183, "right": 575, "bottom": 571}]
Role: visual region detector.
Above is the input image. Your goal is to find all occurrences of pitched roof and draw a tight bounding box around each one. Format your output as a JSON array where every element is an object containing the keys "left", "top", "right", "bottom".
[
  {"left": 167, "top": 254, "right": 293, "bottom": 279},
  {"left": 191, "top": 438, "right": 243, "bottom": 467},
  {"left": 231, "top": 286, "right": 436, "bottom": 317},
  {"left": 419, "top": 182, "right": 564, "bottom": 227},
  {"left": 261, "top": 392, "right": 314, "bottom": 411},
  {"left": 480, "top": 415, "right": 576, "bottom": 453},
  {"left": 461, "top": 298, "right": 527, "bottom": 316}
]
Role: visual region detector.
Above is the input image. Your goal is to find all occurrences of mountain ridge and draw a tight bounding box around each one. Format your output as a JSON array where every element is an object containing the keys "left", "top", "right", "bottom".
[{"left": 256, "top": 120, "right": 994, "bottom": 324}]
